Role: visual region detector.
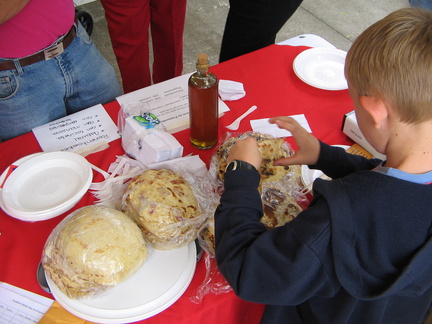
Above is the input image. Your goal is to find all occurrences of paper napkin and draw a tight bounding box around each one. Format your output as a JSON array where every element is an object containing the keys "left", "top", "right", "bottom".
[
  {"left": 148, "top": 155, "right": 208, "bottom": 178},
  {"left": 250, "top": 114, "right": 312, "bottom": 138},
  {"left": 219, "top": 80, "right": 246, "bottom": 101}
]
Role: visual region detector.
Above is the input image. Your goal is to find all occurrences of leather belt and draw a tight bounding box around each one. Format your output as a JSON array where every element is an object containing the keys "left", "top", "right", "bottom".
[{"left": 0, "top": 24, "right": 76, "bottom": 72}]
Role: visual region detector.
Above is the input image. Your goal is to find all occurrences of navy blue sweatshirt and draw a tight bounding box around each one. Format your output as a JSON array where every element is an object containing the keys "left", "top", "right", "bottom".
[{"left": 215, "top": 142, "right": 432, "bottom": 323}]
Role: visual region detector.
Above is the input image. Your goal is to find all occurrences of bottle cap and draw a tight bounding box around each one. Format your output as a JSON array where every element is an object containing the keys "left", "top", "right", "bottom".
[
  {"left": 197, "top": 53, "right": 209, "bottom": 65},
  {"left": 197, "top": 53, "right": 210, "bottom": 70}
]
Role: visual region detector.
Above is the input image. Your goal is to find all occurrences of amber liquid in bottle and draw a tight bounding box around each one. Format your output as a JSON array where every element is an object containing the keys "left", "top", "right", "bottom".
[{"left": 188, "top": 54, "right": 218, "bottom": 150}]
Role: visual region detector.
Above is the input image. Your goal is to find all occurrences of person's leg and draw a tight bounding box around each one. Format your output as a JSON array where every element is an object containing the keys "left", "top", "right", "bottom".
[
  {"left": 64, "top": 21, "right": 122, "bottom": 114},
  {"left": 101, "top": 0, "right": 151, "bottom": 92},
  {"left": 0, "top": 59, "right": 68, "bottom": 140},
  {"left": 0, "top": 21, "right": 122, "bottom": 141},
  {"left": 219, "top": 0, "right": 302, "bottom": 62},
  {"left": 150, "top": 0, "right": 187, "bottom": 84}
]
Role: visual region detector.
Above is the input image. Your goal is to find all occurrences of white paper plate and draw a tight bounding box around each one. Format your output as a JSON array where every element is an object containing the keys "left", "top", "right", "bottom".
[
  {"left": 1, "top": 152, "right": 92, "bottom": 221},
  {"left": 0, "top": 153, "right": 43, "bottom": 187},
  {"left": 0, "top": 153, "right": 43, "bottom": 219},
  {"left": 293, "top": 47, "right": 348, "bottom": 90},
  {"left": 46, "top": 243, "right": 197, "bottom": 323},
  {"left": 301, "top": 145, "right": 350, "bottom": 191}
]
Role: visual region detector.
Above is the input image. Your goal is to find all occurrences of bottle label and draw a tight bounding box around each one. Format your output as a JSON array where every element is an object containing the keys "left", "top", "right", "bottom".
[{"left": 133, "top": 113, "right": 161, "bottom": 129}]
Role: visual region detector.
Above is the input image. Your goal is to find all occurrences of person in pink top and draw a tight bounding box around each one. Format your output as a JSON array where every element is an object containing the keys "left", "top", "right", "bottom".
[
  {"left": 0, "top": 0, "right": 122, "bottom": 141},
  {"left": 100, "top": 0, "right": 187, "bottom": 93}
]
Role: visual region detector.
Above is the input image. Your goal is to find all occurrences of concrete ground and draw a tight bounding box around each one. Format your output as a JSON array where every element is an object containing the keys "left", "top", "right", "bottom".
[{"left": 76, "top": 0, "right": 410, "bottom": 90}]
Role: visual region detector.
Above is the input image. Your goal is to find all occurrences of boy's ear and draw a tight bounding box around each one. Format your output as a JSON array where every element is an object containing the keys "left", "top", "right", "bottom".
[{"left": 359, "top": 95, "right": 388, "bottom": 129}]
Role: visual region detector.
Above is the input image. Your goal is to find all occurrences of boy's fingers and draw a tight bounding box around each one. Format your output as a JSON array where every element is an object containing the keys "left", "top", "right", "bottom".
[
  {"left": 274, "top": 155, "right": 303, "bottom": 166},
  {"left": 270, "top": 117, "right": 304, "bottom": 135}
]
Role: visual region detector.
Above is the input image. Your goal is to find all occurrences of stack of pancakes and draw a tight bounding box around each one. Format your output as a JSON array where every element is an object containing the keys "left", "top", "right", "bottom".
[
  {"left": 122, "top": 169, "right": 203, "bottom": 250},
  {"left": 42, "top": 206, "right": 147, "bottom": 299},
  {"left": 201, "top": 133, "right": 303, "bottom": 255}
]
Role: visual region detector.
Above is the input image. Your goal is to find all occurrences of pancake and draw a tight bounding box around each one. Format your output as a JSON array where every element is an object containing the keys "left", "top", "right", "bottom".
[
  {"left": 42, "top": 206, "right": 147, "bottom": 299},
  {"left": 199, "top": 221, "right": 216, "bottom": 255},
  {"left": 261, "top": 187, "right": 302, "bottom": 229},
  {"left": 200, "top": 187, "right": 302, "bottom": 255},
  {"left": 215, "top": 133, "right": 295, "bottom": 183},
  {"left": 122, "top": 168, "right": 202, "bottom": 249}
]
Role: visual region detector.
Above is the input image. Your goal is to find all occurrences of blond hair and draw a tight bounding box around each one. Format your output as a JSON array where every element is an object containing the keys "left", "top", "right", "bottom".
[{"left": 345, "top": 8, "right": 432, "bottom": 124}]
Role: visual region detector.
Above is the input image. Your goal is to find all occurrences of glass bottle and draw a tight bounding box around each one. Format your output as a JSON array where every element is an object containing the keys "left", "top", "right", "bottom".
[{"left": 188, "top": 53, "right": 219, "bottom": 149}]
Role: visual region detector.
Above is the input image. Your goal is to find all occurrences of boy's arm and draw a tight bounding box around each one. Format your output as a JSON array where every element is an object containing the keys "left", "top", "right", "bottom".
[
  {"left": 215, "top": 170, "right": 338, "bottom": 304},
  {"left": 310, "top": 141, "right": 382, "bottom": 179},
  {"left": 268, "top": 116, "right": 381, "bottom": 178},
  {"left": 0, "top": 0, "right": 30, "bottom": 25}
]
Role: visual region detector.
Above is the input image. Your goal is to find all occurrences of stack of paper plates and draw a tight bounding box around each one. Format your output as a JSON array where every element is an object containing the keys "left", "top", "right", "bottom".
[
  {"left": 0, "top": 152, "right": 92, "bottom": 221},
  {"left": 46, "top": 242, "right": 197, "bottom": 323}
]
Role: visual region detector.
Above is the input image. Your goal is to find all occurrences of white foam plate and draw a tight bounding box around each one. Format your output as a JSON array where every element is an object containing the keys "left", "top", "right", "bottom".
[
  {"left": 0, "top": 153, "right": 43, "bottom": 220},
  {"left": 301, "top": 145, "right": 350, "bottom": 191},
  {"left": 46, "top": 243, "right": 197, "bottom": 323},
  {"left": 301, "top": 165, "right": 329, "bottom": 189},
  {"left": 1, "top": 152, "right": 92, "bottom": 221},
  {"left": 293, "top": 47, "right": 348, "bottom": 90}
]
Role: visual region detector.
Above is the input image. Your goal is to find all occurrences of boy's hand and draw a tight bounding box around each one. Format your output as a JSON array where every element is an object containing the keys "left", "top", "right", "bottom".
[
  {"left": 269, "top": 116, "right": 320, "bottom": 166},
  {"left": 227, "top": 137, "right": 262, "bottom": 170}
]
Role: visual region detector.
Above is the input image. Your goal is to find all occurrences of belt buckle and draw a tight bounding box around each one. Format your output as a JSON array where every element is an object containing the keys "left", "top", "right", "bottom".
[{"left": 43, "top": 42, "right": 64, "bottom": 60}]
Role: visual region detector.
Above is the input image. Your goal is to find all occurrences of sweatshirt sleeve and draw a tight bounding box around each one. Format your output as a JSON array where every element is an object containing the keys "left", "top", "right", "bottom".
[
  {"left": 214, "top": 169, "right": 339, "bottom": 304},
  {"left": 309, "top": 141, "right": 382, "bottom": 179}
]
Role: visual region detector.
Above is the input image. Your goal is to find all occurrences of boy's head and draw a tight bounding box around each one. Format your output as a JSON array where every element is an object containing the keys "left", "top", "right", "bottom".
[{"left": 345, "top": 8, "right": 432, "bottom": 124}]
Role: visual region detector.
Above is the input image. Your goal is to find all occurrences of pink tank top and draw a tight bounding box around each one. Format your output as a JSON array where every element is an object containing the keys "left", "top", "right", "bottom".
[{"left": 0, "top": 0, "right": 75, "bottom": 58}]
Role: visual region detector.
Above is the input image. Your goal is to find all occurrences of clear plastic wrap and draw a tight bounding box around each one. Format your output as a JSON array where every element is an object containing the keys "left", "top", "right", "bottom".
[
  {"left": 190, "top": 252, "right": 232, "bottom": 304},
  {"left": 209, "top": 131, "right": 303, "bottom": 188},
  {"left": 209, "top": 131, "right": 307, "bottom": 209},
  {"left": 42, "top": 205, "right": 148, "bottom": 300},
  {"left": 194, "top": 215, "right": 232, "bottom": 303},
  {"left": 197, "top": 217, "right": 216, "bottom": 256},
  {"left": 121, "top": 166, "right": 218, "bottom": 250},
  {"left": 260, "top": 179, "right": 306, "bottom": 228},
  {"left": 118, "top": 102, "right": 183, "bottom": 166},
  {"left": 118, "top": 101, "right": 165, "bottom": 135},
  {"left": 190, "top": 132, "right": 308, "bottom": 302}
]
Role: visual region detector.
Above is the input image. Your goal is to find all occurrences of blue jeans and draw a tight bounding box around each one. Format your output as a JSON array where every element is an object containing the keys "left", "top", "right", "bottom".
[
  {"left": 410, "top": 0, "right": 432, "bottom": 10},
  {"left": 0, "top": 22, "right": 122, "bottom": 141}
]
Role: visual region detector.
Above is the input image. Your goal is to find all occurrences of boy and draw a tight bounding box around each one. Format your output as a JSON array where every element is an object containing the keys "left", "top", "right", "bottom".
[{"left": 215, "top": 7, "right": 432, "bottom": 324}]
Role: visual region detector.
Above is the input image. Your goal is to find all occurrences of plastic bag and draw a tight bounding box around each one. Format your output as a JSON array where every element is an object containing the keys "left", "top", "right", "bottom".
[
  {"left": 118, "top": 101, "right": 183, "bottom": 166},
  {"left": 190, "top": 253, "right": 232, "bottom": 304},
  {"left": 118, "top": 101, "right": 165, "bottom": 135},
  {"left": 209, "top": 131, "right": 306, "bottom": 210},
  {"left": 42, "top": 205, "right": 148, "bottom": 299},
  {"left": 121, "top": 165, "right": 219, "bottom": 250},
  {"left": 190, "top": 131, "right": 309, "bottom": 302}
]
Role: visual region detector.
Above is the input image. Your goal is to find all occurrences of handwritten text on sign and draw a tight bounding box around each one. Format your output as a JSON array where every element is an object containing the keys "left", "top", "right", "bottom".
[{"left": 32, "top": 104, "right": 120, "bottom": 153}]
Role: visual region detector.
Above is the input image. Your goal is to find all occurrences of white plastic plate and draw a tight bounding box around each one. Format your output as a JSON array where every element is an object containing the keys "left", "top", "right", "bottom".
[
  {"left": 1, "top": 152, "right": 92, "bottom": 221},
  {"left": 46, "top": 242, "right": 196, "bottom": 323},
  {"left": 301, "top": 145, "right": 350, "bottom": 191},
  {"left": 0, "top": 153, "right": 42, "bottom": 217},
  {"left": 293, "top": 47, "right": 348, "bottom": 90}
]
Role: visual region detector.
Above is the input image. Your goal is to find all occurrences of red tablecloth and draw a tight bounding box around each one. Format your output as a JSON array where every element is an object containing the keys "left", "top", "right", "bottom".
[{"left": 0, "top": 44, "right": 354, "bottom": 324}]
